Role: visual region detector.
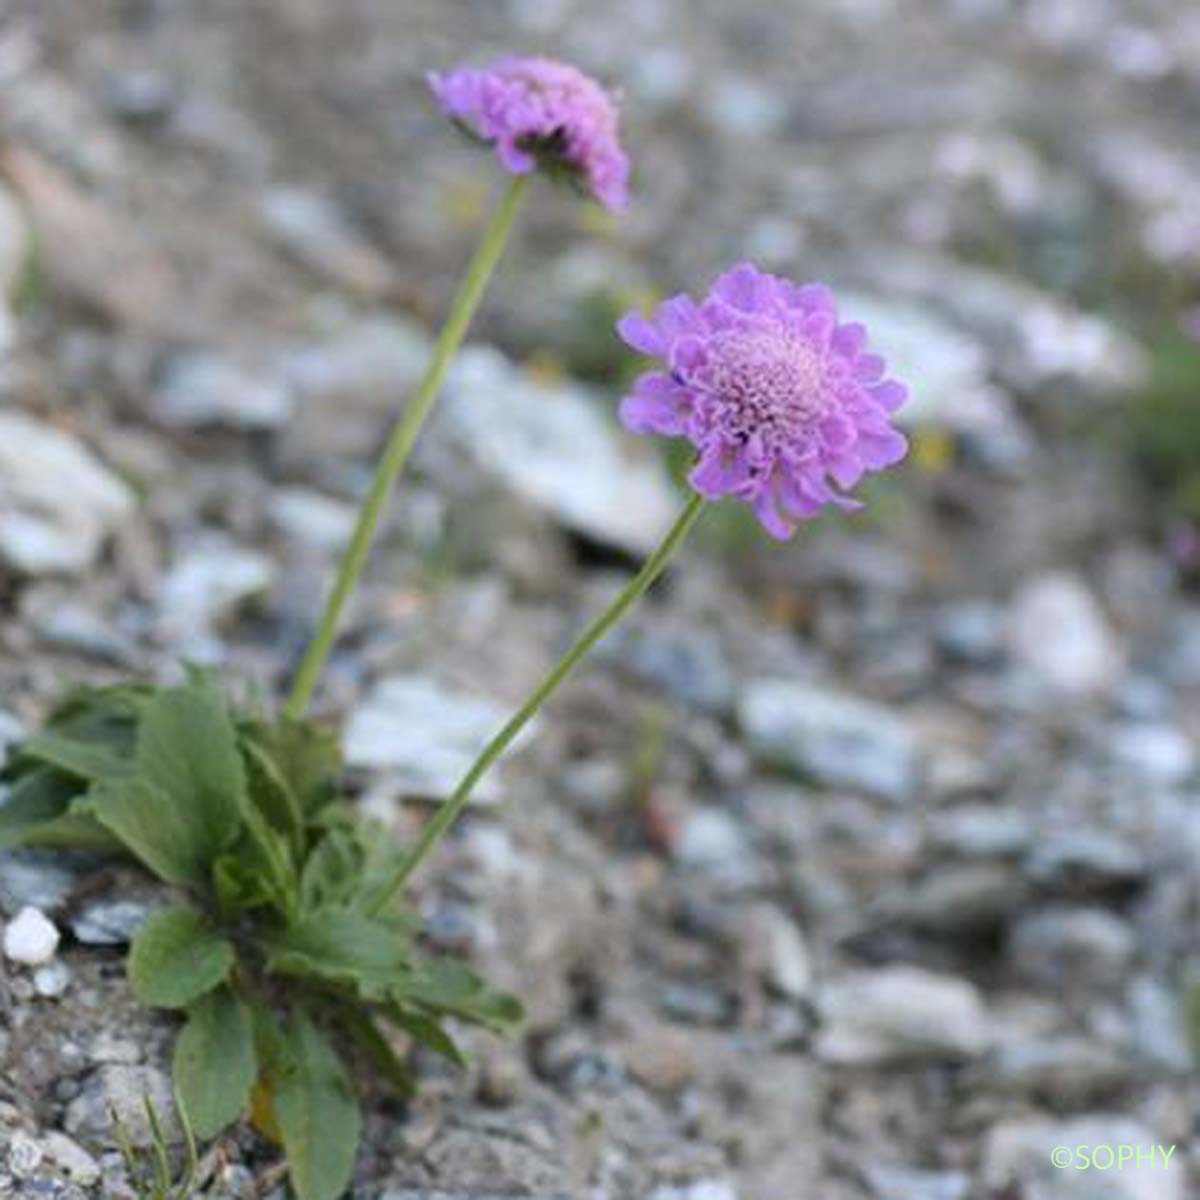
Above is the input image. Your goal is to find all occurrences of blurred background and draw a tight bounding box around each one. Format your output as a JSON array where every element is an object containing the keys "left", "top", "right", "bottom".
[{"left": 1, "top": 1, "right": 1199, "bottom": 1197}]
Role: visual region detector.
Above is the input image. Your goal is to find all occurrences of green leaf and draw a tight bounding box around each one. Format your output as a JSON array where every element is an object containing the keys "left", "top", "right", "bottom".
[
  {"left": 173, "top": 987, "right": 257, "bottom": 1139},
  {"left": 128, "top": 908, "right": 235, "bottom": 1008},
  {"left": 85, "top": 777, "right": 213, "bottom": 886},
  {"left": 212, "top": 853, "right": 275, "bottom": 916},
  {"left": 241, "top": 718, "right": 341, "bottom": 817},
  {"left": 241, "top": 735, "right": 305, "bottom": 846},
  {"left": 339, "top": 1009, "right": 415, "bottom": 1100},
  {"left": 86, "top": 682, "right": 245, "bottom": 885},
  {"left": 13, "top": 731, "right": 132, "bottom": 782},
  {"left": 0, "top": 768, "right": 116, "bottom": 852},
  {"left": 135, "top": 682, "right": 246, "bottom": 851},
  {"left": 381, "top": 1004, "right": 467, "bottom": 1068},
  {"left": 274, "top": 1012, "right": 361, "bottom": 1200},
  {"left": 399, "top": 958, "right": 525, "bottom": 1033},
  {"left": 266, "top": 907, "right": 413, "bottom": 998}
]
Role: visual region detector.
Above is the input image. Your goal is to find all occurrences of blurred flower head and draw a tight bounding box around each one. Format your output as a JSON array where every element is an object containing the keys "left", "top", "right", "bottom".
[
  {"left": 617, "top": 263, "right": 909, "bottom": 539},
  {"left": 429, "top": 57, "right": 630, "bottom": 212}
]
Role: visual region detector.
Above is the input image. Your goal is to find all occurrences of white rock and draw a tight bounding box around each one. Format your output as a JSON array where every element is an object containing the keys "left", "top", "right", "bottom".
[
  {"left": 435, "top": 347, "right": 678, "bottom": 557},
  {"left": 981, "top": 1115, "right": 1184, "bottom": 1200},
  {"left": 3, "top": 905, "right": 60, "bottom": 965},
  {"left": 7, "top": 1132, "right": 42, "bottom": 1178},
  {"left": 345, "top": 675, "right": 537, "bottom": 803},
  {"left": 1109, "top": 724, "right": 1195, "bottom": 785},
  {"left": 839, "top": 294, "right": 1021, "bottom": 449},
  {"left": 0, "top": 413, "right": 135, "bottom": 574},
  {"left": 41, "top": 1132, "right": 100, "bottom": 1187},
  {"left": 33, "top": 959, "right": 72, "bottom": 998},
  {"left": 816, "top": 966, "right": 990, "bottom": 1063},
  {"left": 1009, "top": 572, "right": 1122, "bottom": 697},
  {"left": 739, "top": 679, "right": 921, "bottom": 802},
  {"left": 153, "top": 351, "right": 293, "bottom": 430},
  {"left": 652, "top": 1182, "right": 740, "bottom": 1200},
  {"left": 268, "top": 486, "right": 356, "bottom": 552},
  {"left": 157, "top": 537, "right": 275, "bottom": 641}
]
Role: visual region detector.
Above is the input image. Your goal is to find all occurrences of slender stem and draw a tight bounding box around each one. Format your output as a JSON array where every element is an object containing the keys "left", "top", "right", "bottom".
[
  {"left": 286, "top": 175, "right": 532, "bottom": 720},
  {"left": 369, "top": 493, "right": 707, "bottom": 913}
]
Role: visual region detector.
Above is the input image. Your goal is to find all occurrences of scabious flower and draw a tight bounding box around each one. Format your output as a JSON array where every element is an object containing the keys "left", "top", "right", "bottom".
[
  {"left": 616, "top": 263, "right": 909, "bottom": 539},
  {"left": 428, "top": 57, "right": 630, "bottom": 212}
]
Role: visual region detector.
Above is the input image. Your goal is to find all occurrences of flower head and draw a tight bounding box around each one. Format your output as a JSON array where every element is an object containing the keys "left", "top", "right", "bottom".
[
  {"left": 617, "top": 263, "right": 909, "bottom": 539},
  {"left": 429, "top": 57, "right": 630, "bottom": 212}
]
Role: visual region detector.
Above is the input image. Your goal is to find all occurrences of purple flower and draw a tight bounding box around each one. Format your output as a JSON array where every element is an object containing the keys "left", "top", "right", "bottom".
[
  {"left": 428, "top": 57, "right": 630, "bottom": 212},
  {"left": 617, "top": 263, "right": 909, "bottom": 539}
]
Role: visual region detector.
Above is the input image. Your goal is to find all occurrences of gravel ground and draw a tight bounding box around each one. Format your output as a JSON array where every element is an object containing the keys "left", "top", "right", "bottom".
[{"left": 1, "top": 1, "right": 1199, "bottom": 1198}]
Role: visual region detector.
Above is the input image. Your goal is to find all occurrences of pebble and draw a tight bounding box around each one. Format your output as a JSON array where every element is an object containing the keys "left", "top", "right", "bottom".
[
  {"left": 7, "top": 1131, "right": 43, "bottom": 1178},
  {"left": 1024, "top": 831, "right": 1147, "bottom": 892},
  {"left": 1008, "top": 572, "right": 1123, "bottom": 697},
  {"left": 33, "top": 960, "right": 72, "bottom": 998},
  {"left": 737, "top": 903, "right": 813, "bottom": 1001},
  {"left": 41, "top": 1132, "right": 101, "bottom": 1186},
  {"left": 0, "top": 413, "right": 135, "bottom": 576},
  {"left": 673, "top": 809, "right": 757, "bottom": 890},
  {"left": 0, "top": 852, "right": 81, "bottom": 916},
  {"left": 156, "top": 537, "right": 275, "bottom": 642},
  {"left": 816, "top": 966, "right": 990, "bottom": 1063},
  {"left": 69, "top": 898, "right": 155, "bottom": 946},
  {"left": 1109, "top": 723, "right": 1195, "bottom": 785},
  {"left": 64, "top": 1064, "right": 178, "bottom": 1147},
  {"left": 345, "top": 675, "right": 536, "bottom": 804},
  {"left": 267, "top": 485, "right": 356, "bottom": 552},
  {"left": 3, "top": 905, "right": 60, "bottom": 965},
  {"left": 153, "top": 350, "right": 293, "bottom": 430},
  {"left": 435, "top": 347, "right": 678, "bottom": 557},
  {"left": 1009, "top": 906, "right": 1136, "bottom": 989},
  {"left": 739, "top": 680, "right": 921, "bottom": 803}
]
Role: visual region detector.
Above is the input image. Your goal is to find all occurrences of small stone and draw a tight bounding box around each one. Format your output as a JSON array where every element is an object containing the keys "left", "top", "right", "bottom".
[
  {"left": 928, "top": 805, "right": 1032, "bottom": 859},
  {"left": 739, "top": 680, "right": 921, "bottom": 803},
  {"left": 863, "top": 1166, "right": 971, "bottom": 1200},
  {"left": 70, "top": 898, "right": 155, "bottom": 946},
  {"left": 64, "top": 1065, "right": 179, "bottom": 1147},
  {"left": 3, "top": 905, "right": 60, "bottom": 965},
  {"left": 990, "top": 1036, "right": 1132, "bottom": 1104},
  {"left": 33, "top": 959, "right": 72, "bottom": 997},
  {"left": 0, "top": 851, "right": 81, "bottom": 915},
  {"left": 7, "top": 1132, "right": 43, "bottom": 1178},
  {"left": 935, "top": 600, "right": 1006, "bottom": 664},
  {"left": 816, "top": 966, "right": 990, "bottom": 1063},
  {"left": 0, "top": 711, "right": 24, "bottom": 770},
  {"left": 737, "top": 903, "right": 813, "bottom": 1001},
  {"left": 1009, "top": 906, "right": 1136, "bottom": 989},
  {"left": 0, "top": 413, "right": 135, "bottom": 575},
  {"left": 651, "top": 1181, "right": 739, "bottom": 1200},
  {"left": 476, "top": 1046, "right": 529, "bottom": 1107},
  {"left": 268, "top": 486, "right": 355, "bottom": 552},
  {"left": 1008, "top": 572, "right": 1123, "bottom": 697},
  {"left": 434, "top": 347, "right": 679, "bottom": 557},
  {"left": 157, "top": 537, "right": 275, "bottom": 642},
  {"left": 1024, "top": 831, "right": 1146, "bottom": 892},
  {"left": 623, "top": 1025, "right": 697, "bottom": 1092},
  {"left": 42, "top": 1132, "right": 101, "bottom": 1186},
  {"left": 260, "top": 186, "right": 397, "bottom": 299},
  {"left": 674, "top": 809, "right": 755, "bottom": 889},
  {"left": 1109, "top": 724, "right": 1195, "bottom": 785},
  {"left": 153, "top": 351, "right": 293, "bottom": 430},
  {"left": 345, "top": 675, "right": 537, "bottom": 804}
]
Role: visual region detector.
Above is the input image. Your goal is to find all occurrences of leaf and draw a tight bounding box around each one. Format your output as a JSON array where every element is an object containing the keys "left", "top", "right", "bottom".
[
  {"left": 266, "top": 907, "right": 412, "bottom": 998},
  {"left": 128, "top": 908, "right": 235, "bottom": 1008},
  {"left": 13, "top": 731, "right": 132, "bottom": 782},
  {"left": 339, "top": 1009, "right": 415, "bottom": 1100},
  {"left": 240, "top": 718, "right": 341, "bottom": 817},
  {"left": 86, "top": 682, "right": 245, "bottom": 886},
  {"left": 399, "top": 958, "right": 525, "bottom": 1033},
  {"left": 381, "top": 1004, "right": 467, "bottom": 1068},
  {"left": 135, "top": 683, "right": 246, "bottom": 855},
  {"left": 212, "top": 853, "right": 275, "bottom": 916},
  {"left": 0, "top": 768, "right": 117, "bottom": 852},
  {"left": 273, "top": 1012, "right": 361, "bottom": 1200},
  {"left": 240, "top": 735, "right": 305, "bottom": 846},
  {"left": 85, "top": 777, "right": 214, "bottom": 886},
  {"left": 173, "top": 987, "right": 257, "bottom": 1139}
]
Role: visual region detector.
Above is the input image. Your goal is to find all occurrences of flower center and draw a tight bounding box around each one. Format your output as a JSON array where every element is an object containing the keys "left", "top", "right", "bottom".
[{"left": 703, "top": 329, "right": 828, "bottom": 448}]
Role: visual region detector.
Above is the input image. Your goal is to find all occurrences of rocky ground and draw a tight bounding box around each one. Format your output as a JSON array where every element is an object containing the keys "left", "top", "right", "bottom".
[{"left": 1, "top": 0, "right": 1200, "bottom": 1197}]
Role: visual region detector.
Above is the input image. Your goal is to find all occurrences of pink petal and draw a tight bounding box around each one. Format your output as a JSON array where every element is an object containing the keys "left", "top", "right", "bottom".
[{"left": 617, "top": 313, "right": 665, "bottom": 357}]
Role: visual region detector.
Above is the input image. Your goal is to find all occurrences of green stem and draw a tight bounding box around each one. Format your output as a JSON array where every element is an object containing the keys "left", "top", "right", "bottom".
[
  {"left": 286, "top": 175, "right": 531, "bottom": 720},
  {"left": 369, "top": 493, "right": 707, "bottom": 913}
]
